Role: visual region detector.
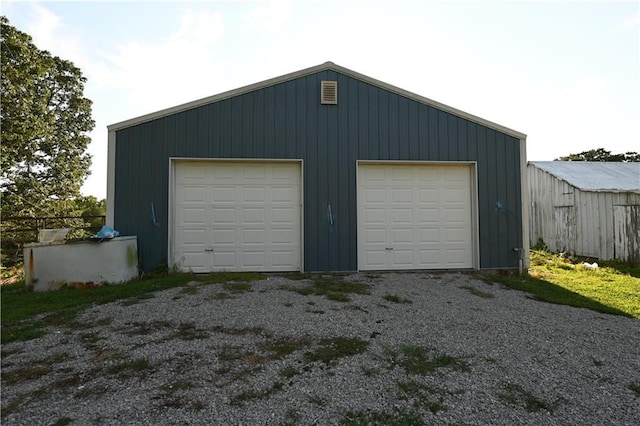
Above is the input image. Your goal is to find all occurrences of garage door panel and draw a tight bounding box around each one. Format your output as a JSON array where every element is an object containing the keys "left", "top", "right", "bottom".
[
  {"left": 418, "top": 209, "right": 440, "bottom": 223},
  {"left": 272, "top": 229, "right": 297, "bottom": 244},
  {"left": 242, "top": 229, "right": 265, "bottom": 244},
  {"left": 358, "top": 163, "right": 474, "bottom": 270},
  {"left": 272, "top": 251, "right": 296, "bottom": 267},
  {"left": 272, "top": 207, "right": 296, "bottom": 223},
  {"left": 173, "top": 161, "right": 301, "bottom": 272},
  {"left": 179, "top": 229, "right": 207, "bottom": 245},
  {"left": 178, "top": 207, "right": 207, "bottom": 225},
  {"left": 392, "top": 229, "right": 414, "bottom": 244},
  {"left": 364, "top": 188, "right": 386, "bottom": 203},
  {"left": 212, "top": 251, "right": 236, "bottom": 268},
  {"left": 418, "top": 249, "right": 441, "bottom": 266},
  {"left": 242, "top": 208, "right": 265, "bottom": 224},
  {"left": 365, "top": 209, "right": 386, "bottom": 223},
  {"left": 272, "top": 187, "right": 296, "bottom": 203},
  {"left": 365, "top": 229, "right": 386, "bottom": 244},
  {"left": 212, "top": 187, "right": 236, "bottom": 203},
  {"left": 392, "top": 250, "right": 414, "bottom": 266},
  {"left": 242, "top": 251, "right": 265, "bottom": 267},
  {"left": 392, "top": 208, "right": 413, "bottom": 223},
  {"left": 364, "top": 250, "right": 387, "bottom": 267},
  {"left": 181, "top": 253, "right": 208, "bottom": 272},
  {"left": 212, "top": 229, "right": 235, "bottom": 245},
  {"left": 243, "top": 187, "right": 266, "bottom": 203}
]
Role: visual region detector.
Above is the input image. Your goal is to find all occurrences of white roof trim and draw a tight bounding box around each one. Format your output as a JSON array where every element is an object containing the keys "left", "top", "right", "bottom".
[{"left": 108, "top": 61, "right": 526, "bottom": 139}]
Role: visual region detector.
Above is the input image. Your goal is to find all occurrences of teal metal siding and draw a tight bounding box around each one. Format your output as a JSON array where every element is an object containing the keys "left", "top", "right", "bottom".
[{"left": 114, "top": 70, "right": 523, "bottom": 271}]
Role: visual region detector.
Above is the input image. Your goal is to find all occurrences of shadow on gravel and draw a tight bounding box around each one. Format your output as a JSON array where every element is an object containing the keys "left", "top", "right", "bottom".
[{"left": 487, "top": 274, "right": 633, "bottom": 318}]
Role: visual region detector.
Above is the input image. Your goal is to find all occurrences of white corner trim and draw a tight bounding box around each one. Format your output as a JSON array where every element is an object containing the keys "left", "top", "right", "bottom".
[
  {"left": 520, "top": 138, "right": 530, "bottom": 269},
  {"left": 106, "top": 130, "right": 116, "bottom": 227}
]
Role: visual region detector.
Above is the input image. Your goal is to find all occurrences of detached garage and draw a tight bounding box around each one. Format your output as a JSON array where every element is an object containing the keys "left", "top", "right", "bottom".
[{"left": 107, "top": 62, "right": 527, "bottom": 273}]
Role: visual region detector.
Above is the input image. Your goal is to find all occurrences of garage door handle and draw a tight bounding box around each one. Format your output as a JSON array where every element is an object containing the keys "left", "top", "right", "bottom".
[
  {"left": 385, "top": 247, "right": 393, "bottom": 251},
  {"left": 205, "top": 249, "right": 214, "bottom": 252}
]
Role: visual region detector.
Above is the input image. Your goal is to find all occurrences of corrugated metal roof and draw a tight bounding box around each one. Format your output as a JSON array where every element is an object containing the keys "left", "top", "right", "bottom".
[{"left": 530, "top": 161, "right": 640, "bottom": 193}]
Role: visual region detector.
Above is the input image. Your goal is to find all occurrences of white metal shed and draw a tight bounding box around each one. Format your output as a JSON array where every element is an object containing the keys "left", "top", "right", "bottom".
[{"left": 528, "top": 162, "right": 640, "bottom": 263}]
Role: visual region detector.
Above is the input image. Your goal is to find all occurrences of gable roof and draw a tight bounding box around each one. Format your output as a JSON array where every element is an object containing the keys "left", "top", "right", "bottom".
[
  {"left": 108, "top": 61, "right": 526, "bottom": 139},
  {"left": 530, "top": 161, "right": 640, "bottom": 193}
]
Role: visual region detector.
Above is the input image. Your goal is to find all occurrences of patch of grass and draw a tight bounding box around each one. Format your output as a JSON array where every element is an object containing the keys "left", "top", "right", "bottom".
[
  {"left": 308, "top": 394, "right": 328, "bottom": 406},
  {"left": 104, "top": 357, "right": 153, "bottom": 379},
  {"left": 171, "top": 322, "right": 209, "bottom": 340},
  {"left": 341, "top": 408, "right": 425, "bottom": 425},
  {"left": 51, "top": 417, "right": 73, "bottom": 426},
  {"left": 383, "top": 294, "right": 413, "bottom": 304},
  {"left": 460, "top": 285, "right": 494, "bottom": 299},
  {"left": 0, "top": 273, "right": 263, "bottom": 345},
  {"left": 284, "top": 276, "right": 370, "bottom": 303},
  {"left": 304, "top": 337, "right": 368, "bottom": 365},
  {"left": 36, "top": 352, "right": 71, "bottom": 365},
  {"left": 230, "top": 381, "right": 284, "bottom": 406},
  {"left": 1, "top": 274, "right": 196, "bottom": 344},
  {"left": 208, "top": 291, "right": 233, "bottom": 300},
  {"left": 74, "top": 384, "right": 108, "bottom": 399},
  {"left": 344, "top": 304, "right": 369, "bottom": 313},
  {"left": 284, "top": 408, "right": 302, "bottom": 425},
  {"left": 498, "top": 383, "right": 555, "bottom": 412},
  {"left": 1, "top": 365, "right": 50, "bottom": 385},
  {"left": 121, "top": 293, "right": 155, "bottom": 306},
  {"left": 222, "top": 281, "right": 253, "bottom": 293},
  {"left": 0, "top": 321, "right": 47, "bottom": 344},
  {"left": 1, "top": 393, "right": 28, "bottom": 418},
  {"left": 180, "top": 286, "right": 199, "bottom": 295},
  {"left": 361, "top": 366, "right": 379, "bottom": 377},
  {"left": 488, "top": 250, "right": 639, "bottom": 317},
  {"left": 261, "top": 337, "right": 310, "bottom": 359},
  {"left": 629, "top": 383, "right": 640, "bottom": 397},
  {"left": 279, "top": 366, "right": 300, "bottom": 379},
  {"left": 78, "top": 331, "right": 103, "bottom": 348},
  {"left": 211, "top": 325, "right": 266, "bottom": 336},
  {"left": 397, "top": 380, "right": 447, "bottom": 414},
  {"left": 398, "top": 345, "right": 469, "bottom": 375},
  {"left": 279, "top": 272, "right": 313, "bottom": 280},
  {"left": 218, "top": 344, "right": 245, "bottom": 362}
]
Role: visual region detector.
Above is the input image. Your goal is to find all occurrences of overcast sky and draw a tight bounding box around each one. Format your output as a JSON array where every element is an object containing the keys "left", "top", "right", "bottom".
[{"left": 3, "top": 0, "right": 639, "bottom": 199}]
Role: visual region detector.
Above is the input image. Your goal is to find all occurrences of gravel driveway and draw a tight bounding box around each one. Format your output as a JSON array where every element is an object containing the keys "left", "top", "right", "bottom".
[{"left": 2, "top": 272, "right": 639, "bottom": 425}]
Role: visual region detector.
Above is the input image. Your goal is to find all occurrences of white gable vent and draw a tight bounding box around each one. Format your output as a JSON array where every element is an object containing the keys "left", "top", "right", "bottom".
[{"left": 321, "top": 80, "right": 338, "bottom": 105}]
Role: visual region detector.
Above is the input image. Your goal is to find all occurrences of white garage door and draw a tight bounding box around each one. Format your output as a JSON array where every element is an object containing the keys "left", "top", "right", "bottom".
[
  {"left": 357, "top": 163, "right": 474, "bottom": 270},
  {"left": 172, "top": 161, "right": 301, "bottom": 273}
]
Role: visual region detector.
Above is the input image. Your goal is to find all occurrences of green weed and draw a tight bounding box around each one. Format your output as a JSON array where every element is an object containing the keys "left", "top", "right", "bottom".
[
  {"left": 105, "top": 358, "right": 153, "bottom": 379},
  {"left": 460, "top": 285, "right": 494, "bottom": 299},
  {"left": 304, "top": 337, "right": 368, "bottom": 365},
  {"left": 498, "top": 383, "right": 555, "bottom": 412},
  {"left": 397, "top": 345, "right": 469, "bottom": 375},
  {"left": 1, "top": 365, "right": 50, "bottom": 385},
  {"left": 397, "top": 380, "right": 447, "bottom": 413},
  {"left": 383, "top": 294, "right": 413, "bottom": 304},
  {"left": 285, "top": 276, "right": 370, "bottom": 302}
]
